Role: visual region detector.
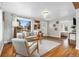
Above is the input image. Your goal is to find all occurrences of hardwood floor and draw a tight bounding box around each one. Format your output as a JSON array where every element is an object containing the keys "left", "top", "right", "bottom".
[
  {"left": 42, "top": 44, "right": 79, "bottom": 57},
  {"left": 1, "top": 37, "right": 79, "bottom": 57},
  {"left": 42, "top": 37, "right": 79, "bottom": 57},
  {"left": 1, "top": 42, "right": 16, "bottom": 57}
]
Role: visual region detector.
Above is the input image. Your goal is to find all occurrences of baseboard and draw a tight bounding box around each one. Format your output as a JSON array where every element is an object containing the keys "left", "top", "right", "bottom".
[
  {"left": 4, "top": 41, "right": 8, "bottom": 44},
  {"left": 4, "top": 40, "right": 12, "bottom": 44},
  {"left": 76, "top": 46, "right": 79, "bottom": 50},
  {"left": 44, "top": 36, "right": 61, "bottom": 39}
]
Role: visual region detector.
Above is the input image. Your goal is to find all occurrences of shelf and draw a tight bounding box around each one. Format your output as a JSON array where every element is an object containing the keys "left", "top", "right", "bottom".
[{"left": 34, "top": 20, "right": 40, "bottom": 30}]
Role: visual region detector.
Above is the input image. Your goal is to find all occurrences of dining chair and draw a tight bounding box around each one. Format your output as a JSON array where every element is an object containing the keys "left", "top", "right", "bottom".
[{"left": 37, "top": 31, "right": 43, "bottom": 43}]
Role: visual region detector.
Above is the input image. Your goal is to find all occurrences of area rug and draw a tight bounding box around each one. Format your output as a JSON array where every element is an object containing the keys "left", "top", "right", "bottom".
[{"left": 32, "top": 39, "right": 61, "bottom": 57}]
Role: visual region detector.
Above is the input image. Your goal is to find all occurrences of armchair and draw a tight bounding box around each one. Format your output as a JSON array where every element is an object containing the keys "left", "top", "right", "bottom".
[{"left": 12, "top": 38, "right": 39, "bottom": 57}]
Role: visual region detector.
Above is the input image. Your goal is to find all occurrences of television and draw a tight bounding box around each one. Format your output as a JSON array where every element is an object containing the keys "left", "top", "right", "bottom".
[
  {"left": 73, "top": 17, "right": 76, "bottom": 25},
  {"left": 17, "top": 18, "right": 31, "bottom": 29}
]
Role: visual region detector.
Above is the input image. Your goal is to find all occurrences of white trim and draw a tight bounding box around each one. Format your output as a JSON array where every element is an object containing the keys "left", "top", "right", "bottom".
[
  {"left": 4, "top": 40, "right": 11, "bottom": 44},
  {"left": 4, "top": 41, "right": 8, "bottom": 44},
  {"left": 76, "top": 46, "right": 79, "bottom": 50}
]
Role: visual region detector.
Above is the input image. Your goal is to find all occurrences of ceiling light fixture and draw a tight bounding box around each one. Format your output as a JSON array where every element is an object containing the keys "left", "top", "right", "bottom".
[{"left": 41, "top": 9, "right": 49, "bottom": 19}]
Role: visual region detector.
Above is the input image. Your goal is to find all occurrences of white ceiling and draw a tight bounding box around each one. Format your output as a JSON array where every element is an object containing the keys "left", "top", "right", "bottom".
[{"left": 0, "top": 2, "right": 75, "bottom": 20}]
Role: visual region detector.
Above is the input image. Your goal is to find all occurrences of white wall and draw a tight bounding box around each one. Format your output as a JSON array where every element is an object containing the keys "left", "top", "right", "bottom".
[
  {"left": 3, "top": 12, "right": 13, "bottom": 43},
  {"left": 47, "top": 16, "right": 73, "bottom": 38},
  {"left": 48, "top": 20, "right": 61, "bottom": 37},
  {"left": 40, "top": 21, "right": 47, "bottom": 36},
  {"left": 76, "top": 9, "right": 79, "bottom": 49},
  {"left": 0, "top": 9, "right": 3, "bottom": 55}
]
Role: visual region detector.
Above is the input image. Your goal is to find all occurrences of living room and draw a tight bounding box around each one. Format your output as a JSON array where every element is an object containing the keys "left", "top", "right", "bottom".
[{"left": 0, "top": 2, "right": 79, "bottom": 57}]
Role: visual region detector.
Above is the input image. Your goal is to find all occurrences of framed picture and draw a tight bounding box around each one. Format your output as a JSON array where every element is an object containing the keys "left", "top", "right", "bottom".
[
  {"left": 54, "top": 28, "right": 57, "bottom": 31},
  {"left": 53, "top": 24, "right": 56, "bottom": 27},
  {"left": 56, "top": 21, "right": 59, "bottom": 24}
]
